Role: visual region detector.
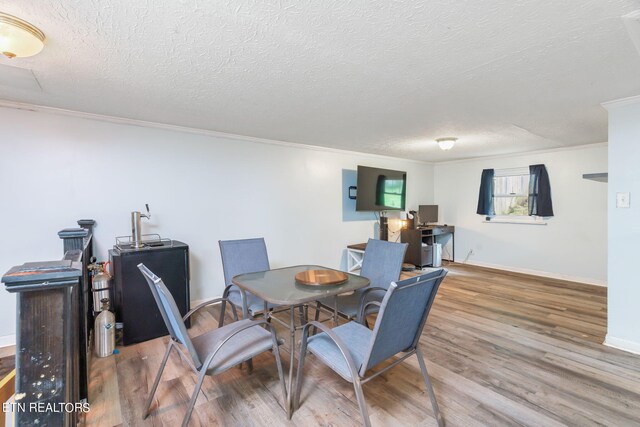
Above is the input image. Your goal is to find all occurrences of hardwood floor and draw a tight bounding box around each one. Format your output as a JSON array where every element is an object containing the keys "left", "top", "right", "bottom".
[
  {"left": 81, "top": 264, "right": 640, "bottom": 426},
  {"left": 0, "top": 355, "right": 14, "bottom": 381}
]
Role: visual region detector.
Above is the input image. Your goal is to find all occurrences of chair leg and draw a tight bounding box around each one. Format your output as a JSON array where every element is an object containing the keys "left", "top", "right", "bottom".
[
  {"left": 143, "top": 341, "right": 173, "bottom": 419},
  {"left": 182, "top": 367, "right": 208, "bottom": 427},
  {"left": 312, "top": 302, "right": 321, "bottom": 335},
  {"left": 219, "top": 295, "right": 228, "bottom": 327},
  {"left": 219, "top": 301, "right": 240, "bottom": 328},
  {"left": 230, "top": 303, "right": 239, "bottom": 322},
  {"left": 353, "top": 378, "right": 371, "bottom": 427},
  {"left": 297, "top": 305, "right": 306, "bottom": 326},
  {"left": 416, "top": 347, "right": 444, "bottom": 427}
]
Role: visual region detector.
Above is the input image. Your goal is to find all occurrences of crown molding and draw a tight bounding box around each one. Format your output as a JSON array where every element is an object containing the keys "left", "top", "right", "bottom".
[
  {"left": 433, "top": 141, "right": 608, "bottom": 166},
  {"left": 0, "top": 98, "right": 610, "bottom": 166},
  {"left": 0, "top": 99, "right": 434, "bottom": 165},
  {"left": 601, "top": 94, "right": 640, "bottom": 110}
]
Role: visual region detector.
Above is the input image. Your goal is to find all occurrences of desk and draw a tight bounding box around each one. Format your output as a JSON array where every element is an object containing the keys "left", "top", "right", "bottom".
[
  {"left": 401, "top": 226, "right": 455, "bottom": 268},
  {"left": 232, "top": 265, "right": 369, "bottom": 417}
]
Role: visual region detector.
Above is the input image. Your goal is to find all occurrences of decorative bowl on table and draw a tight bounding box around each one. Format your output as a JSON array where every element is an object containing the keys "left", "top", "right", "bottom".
[{"left": 295, "top": 269, "right": 348, "bottom": 286}]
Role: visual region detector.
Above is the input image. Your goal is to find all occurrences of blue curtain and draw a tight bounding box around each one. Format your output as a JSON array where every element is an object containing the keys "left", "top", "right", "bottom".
[
  {"left": 476, "top": 169, "right": 495, "bottom": 215},
  {"left": 528, "top": 164, "right": 554, "bottom": 217}
]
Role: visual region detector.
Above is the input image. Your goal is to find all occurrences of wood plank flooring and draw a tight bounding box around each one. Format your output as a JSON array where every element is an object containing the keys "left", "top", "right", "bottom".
[
  {"left": 0, "top": 355, "right": 14, "bottom": 381},
  {"left": 81, "top": 264, "right": 640, "bottom": 426}
]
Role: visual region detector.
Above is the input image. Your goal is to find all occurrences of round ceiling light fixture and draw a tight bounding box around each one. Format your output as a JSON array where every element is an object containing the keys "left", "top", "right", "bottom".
[
  {"left": 436, "top": 137, "right": 457, "bottom": 151},
  {"left": 0, "top": 12, "right": 45, "bottom": 59}
]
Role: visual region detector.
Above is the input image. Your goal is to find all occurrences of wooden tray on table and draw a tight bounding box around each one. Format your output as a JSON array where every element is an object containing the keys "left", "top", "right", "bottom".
[{"left": 295, "top": 269, "right": 348, "bottom": 286}]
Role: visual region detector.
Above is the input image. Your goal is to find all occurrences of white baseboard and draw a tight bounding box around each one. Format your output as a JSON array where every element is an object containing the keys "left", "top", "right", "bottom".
[
  {"left": 604, "top": 335, "right": 640, "bottom": 355},
  {"left": 462, "top": 260, "right": 607, "bottom": 287},
  {"left": 0, "top": 334, "right": 16, "bottom": 348}
]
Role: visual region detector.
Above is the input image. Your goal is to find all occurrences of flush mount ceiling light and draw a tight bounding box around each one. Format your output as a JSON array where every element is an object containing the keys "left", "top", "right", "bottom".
[
  {"left": 0, "top": 12, "right": 45, "bottom": 59},
  {"left": 436, "top": 137, "right": 457, "bottom": 151}
]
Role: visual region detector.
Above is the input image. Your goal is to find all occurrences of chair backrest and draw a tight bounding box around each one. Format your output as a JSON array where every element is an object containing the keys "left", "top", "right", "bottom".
[
  {"left": 219, "top": 238, "right": 270, "bottom": 287},
  {"left": 138, "top": 264, "right": 202, "bottom": 368},
  {"left": 360, "top": 238, "right": 408, "bottom": 290},
  {"left": 360, "top": 269, "right": 447, "bottom": 376}
]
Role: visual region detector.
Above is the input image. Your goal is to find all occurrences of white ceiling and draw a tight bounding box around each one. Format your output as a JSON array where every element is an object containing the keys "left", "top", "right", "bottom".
[{"left": 2, "top": 0, "right": 640, "bottom": 161}]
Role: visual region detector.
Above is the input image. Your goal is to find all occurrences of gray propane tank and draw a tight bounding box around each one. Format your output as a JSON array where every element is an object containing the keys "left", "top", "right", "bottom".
[{"left": 95, "top": 298, "right": 115, "bottom": 357}]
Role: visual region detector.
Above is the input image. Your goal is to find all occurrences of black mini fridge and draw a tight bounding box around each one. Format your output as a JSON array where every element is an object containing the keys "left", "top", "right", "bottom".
[{"left": 110, "top": 240, "right": 190, "bottom": 345}]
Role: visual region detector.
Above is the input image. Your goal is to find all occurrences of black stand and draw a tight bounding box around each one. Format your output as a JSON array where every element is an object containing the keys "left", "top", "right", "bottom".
[{"left": 379, "top": 216, "right": 388, "bottom": 241}]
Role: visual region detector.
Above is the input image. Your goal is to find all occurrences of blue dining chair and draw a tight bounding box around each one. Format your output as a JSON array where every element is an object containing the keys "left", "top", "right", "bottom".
[
  {"left": 219, "top": 237, "right": 306, "bottom": 327},
  {"left": 138, "top": 264, "right": 288, "bottom": 426},
  {"left": 218, "top": 238, "right": 273, "bottom": 326},
  {"left": 296, "top": 269, "right": 447, "bottom": 427},
  {"left": 315, "top": 238, "right": 408, "bottom": 323}
]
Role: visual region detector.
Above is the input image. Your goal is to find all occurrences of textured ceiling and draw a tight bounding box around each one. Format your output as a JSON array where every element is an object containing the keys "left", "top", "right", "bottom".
[{"left": 2, "top": 0, "right": 640, "bottom": 161}]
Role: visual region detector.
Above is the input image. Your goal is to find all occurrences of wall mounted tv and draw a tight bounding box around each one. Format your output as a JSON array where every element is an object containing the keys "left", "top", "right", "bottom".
[{"left": 355, "top": 165, "right": 407, "bottom": 211}]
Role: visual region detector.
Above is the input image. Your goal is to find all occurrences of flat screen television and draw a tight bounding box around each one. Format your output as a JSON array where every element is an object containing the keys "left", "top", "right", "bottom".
[
  {"left": 355, "top": 165, "right": 407, "bottom": 211},
  {"left": 418, "top": 205, "right": 438, "bottom": 225}
]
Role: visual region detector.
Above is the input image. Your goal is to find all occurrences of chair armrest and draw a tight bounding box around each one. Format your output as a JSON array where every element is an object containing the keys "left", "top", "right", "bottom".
[
  {"left": 357, "top": 286, "right": 387, "bottom": 305},
  {"left": 357, "top": 301, "right": 382, "bottom": 325},
  {"left": 183, "top": 297, "right": 238, "bottom": 321},
  {"left": 222, "top": 283, "right": 237, "bottom": 297},
  {"left": 301, "top": 321, "right": 361, "bottom": 381},
  {"left": 356, "top": 286, "right": 386, "bottom": 317}
]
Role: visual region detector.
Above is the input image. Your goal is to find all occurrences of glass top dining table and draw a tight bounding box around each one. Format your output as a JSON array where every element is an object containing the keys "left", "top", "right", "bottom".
[
  {"left": 232, "top": 265, "right": 370, "bottom": 418},
  {"left": 232, "top": 264, "right": 370, "bottom": 307}
]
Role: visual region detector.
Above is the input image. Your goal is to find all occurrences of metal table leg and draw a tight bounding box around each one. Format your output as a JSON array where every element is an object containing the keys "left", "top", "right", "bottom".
[
  {"left": 287, "top": 305, "right": 295, "bottom": 418},
  {"left": 239, "top": 289, "right": 249, "bottom": 319}
]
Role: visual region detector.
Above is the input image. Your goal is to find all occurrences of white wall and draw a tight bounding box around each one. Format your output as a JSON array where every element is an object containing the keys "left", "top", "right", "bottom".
[
  {"left": 0, "top": 105, "right": 433, "bottom": 339},
  {"left": 433, "top": 144, "right": 608, "bottom": 285},
  {"left": 605, "top": 97, "right": 640, "bottom": 354}
]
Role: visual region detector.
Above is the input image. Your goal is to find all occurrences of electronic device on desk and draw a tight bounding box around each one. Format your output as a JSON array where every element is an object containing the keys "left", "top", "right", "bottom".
[{"left": 418, "top": 205, "right": 438, "bottom": 227}]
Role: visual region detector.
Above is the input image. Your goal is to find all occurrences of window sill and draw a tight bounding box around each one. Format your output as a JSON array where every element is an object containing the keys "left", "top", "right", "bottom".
[{"left": 483, "top": 217, "right": 547, "bottom": 225}]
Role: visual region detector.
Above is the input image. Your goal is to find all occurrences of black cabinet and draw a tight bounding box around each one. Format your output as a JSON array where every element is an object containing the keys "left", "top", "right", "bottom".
[{"left": 110, "top": 240, "right": 190, "bottom": 345}]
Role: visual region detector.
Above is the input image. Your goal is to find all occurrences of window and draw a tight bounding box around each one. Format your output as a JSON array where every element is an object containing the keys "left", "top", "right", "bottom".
[
  {"left": 477, "top": 166, "right": 551, "bottom": 224},
  {"left": 492, "top": 168, "right": 529, "bottom": 217}
]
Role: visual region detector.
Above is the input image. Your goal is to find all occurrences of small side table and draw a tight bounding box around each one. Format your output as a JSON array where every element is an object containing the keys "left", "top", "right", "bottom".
[{"left": 346, "top": 243, "right": 367, "bottom": 273}]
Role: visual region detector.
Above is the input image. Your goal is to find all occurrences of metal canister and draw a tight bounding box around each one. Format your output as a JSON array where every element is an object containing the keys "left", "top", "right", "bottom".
[
  {"left": 95, "top": 298, "right": 115, "bottom": 358},
  {"left": 92, "top": 268, "right": 112, "bottom": 313}
]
